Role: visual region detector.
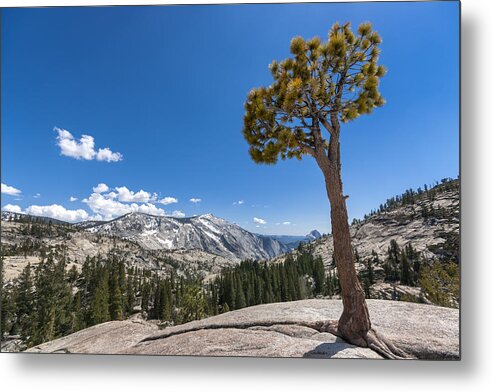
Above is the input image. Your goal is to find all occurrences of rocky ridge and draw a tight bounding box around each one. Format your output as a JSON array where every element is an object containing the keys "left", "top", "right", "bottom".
[
  {"left": 85, "top": 212, "right": 289, "bottom": 260},
  {"left": 273, "top": 183, "right": 459, "bottom": 270},
  {"left": 0, "top": 220, "right": 238, "bottom": 281}
]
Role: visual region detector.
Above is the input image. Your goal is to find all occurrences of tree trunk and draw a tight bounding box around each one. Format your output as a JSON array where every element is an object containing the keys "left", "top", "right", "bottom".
[{"left": 323, "top": 163, "right": 371, "bottom": 346}]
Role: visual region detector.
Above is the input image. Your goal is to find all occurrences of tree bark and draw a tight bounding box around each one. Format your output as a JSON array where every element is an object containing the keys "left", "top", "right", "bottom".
[
  {"left": 322, "top": 161, "right": 371, "bottom": 346},
  {"left": 311, "top": 118, "right": 408, "bottom": 358}
]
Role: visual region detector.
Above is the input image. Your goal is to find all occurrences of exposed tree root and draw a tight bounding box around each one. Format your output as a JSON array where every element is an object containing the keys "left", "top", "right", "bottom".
[
  {"left": 141, "top": 318, "right": 411, "bottom": 359},
  {"left": 315, "top": 320, "right": 412, "bottom": 359}
]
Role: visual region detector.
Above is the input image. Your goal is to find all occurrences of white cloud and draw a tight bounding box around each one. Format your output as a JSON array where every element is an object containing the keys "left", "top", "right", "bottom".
[
  {"left": 159, "top": 196, "right": 178, "bottom": 205},
  {"left": 96, "top": 148, "right": 123, "bottom": 163},
  {"left": 282, "top": 221, "right": 291, "bottom": 225},
  {"left": 82, "top": 192, "right": 166, "bottom": 220},
  {"left": 135, "top": 203, "right": 167, "bottom": 216},
  {"left": 233, "top": 200, "right": 244, "bottom": 205},
  {"left": 56, "top": 128, "right": 96, "bottom": 160},
  {"left": 25, "top": 204, "right": 89, "bottom": 223},
  {"left": 33, "top": 193, "right": 41, "bottom": 199},
  {"left": 6, "top": 183, "right": 184, "bottom": 223},
  {"left": 253, "top": 217, "right": 267, "bottom": 225},
  {"left": 189, "top": 198, "right": 202, "bottom": 203},
  {"left": 115, "top": 186, "right": 156, "bottom": 203},
  {"left": 106, "top": 191, "right": 118, "bottom": 199},
  {"left": 55, "top": 127, "right": 122, "bottom": 162},
  {"left": 2, "top": 204, "right": 22, "bottom": 213},
  {"left": 171, "top": 210, "right": 185, "bottom": 218},
  {"left": 1, "top": 183, "right": 22, "bottom": 196},
  {"left": 83, "top": 193, "right": 132, "bottom": 219},
  {"left": 93, "top": 183, "right": 109, "bottom": 193}
]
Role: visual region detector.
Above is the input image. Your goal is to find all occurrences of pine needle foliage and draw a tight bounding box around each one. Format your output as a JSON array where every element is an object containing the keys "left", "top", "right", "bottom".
[{"left": 243, "top": 21, "right": 386, "bottom": 164}]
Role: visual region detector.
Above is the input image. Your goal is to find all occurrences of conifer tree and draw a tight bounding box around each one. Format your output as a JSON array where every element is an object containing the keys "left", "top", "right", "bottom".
[
  {"left": 161, "top": 280, "right": 172, "bottom": 320},
  {"left": 242, "top": 21, "right": 404, "bottom": 356},
  {"left": 325, "top": 270, "right": 334, "bottom": 298},
  {"left": 92, "top": 274, "right": 110, "bottom": 324},
  {"left": 1, "top": 257, "right": 15, "bottom": 338},
  {"left": 126, "top": 275, "right": 135, "bottom": 315},
  {"left": 312, "top": 257, "right": 325, "bottom": 296},
  {"left": 14, "top": 263, "right": 34, "bottom": 341},
  {"left": 71, "top": 291, "right": 85, "bottom": 332},
  {"left": 179, "top": 284, "right": 206, "bottom": 323},
  {"left": 141, "top": 281, "right": 150, "bottom": 315},
  {"left": 367, "top": 251, "right": 376, "bottom": 285},
  {"left": 234, "top": 274, "right": 247, "bottom": 309},
  {"left": 109, "top": 273, "right": 124, "bottom": 321},
  {"left": 400, "top": 251, "right": 411, "bottom": 286},
  {"left": 224, "top": 273, "right": 236, "bottom": 310},
  {"left": 117, "top": 261, "right": 127, "bottom": 311},
  {"left": 384, "top": 240, "right": 401, "bottom": 282}
]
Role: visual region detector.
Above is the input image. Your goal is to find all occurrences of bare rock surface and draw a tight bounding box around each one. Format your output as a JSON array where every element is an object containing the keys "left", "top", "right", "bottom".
[
  {"left": 26, "top": 299, "right": 459, "bottom": 359},
  {"left": 27, "top": 315, "right": 159, "bottom": 354},
  {"left": 370, "top": 282, "right": 430, "bottom": 303}
]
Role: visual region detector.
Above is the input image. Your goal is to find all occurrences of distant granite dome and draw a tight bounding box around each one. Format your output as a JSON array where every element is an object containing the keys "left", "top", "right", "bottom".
[{"left": 306, "top": 229, "right": 322, "bottom": 241}]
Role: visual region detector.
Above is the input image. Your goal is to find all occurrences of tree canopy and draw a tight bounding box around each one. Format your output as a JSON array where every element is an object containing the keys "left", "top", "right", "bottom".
[{"left": 243, "top": 21, "right": 386, "bottom": 165}]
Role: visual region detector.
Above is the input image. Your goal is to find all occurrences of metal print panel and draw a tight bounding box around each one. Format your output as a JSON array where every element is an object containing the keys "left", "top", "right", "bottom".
[{"left": 0, "top": 1, "right": 460, "bottom": 360}]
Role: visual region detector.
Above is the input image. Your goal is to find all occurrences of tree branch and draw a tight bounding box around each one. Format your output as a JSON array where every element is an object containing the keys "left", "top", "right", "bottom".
[{"left": 319, "top": 117, "right": 334, "bottom": 135}]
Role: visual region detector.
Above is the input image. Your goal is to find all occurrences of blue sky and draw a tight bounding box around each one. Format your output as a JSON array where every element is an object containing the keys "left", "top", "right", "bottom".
[{"left": 1, "top": 1, "right": 459, "bottom": 235}]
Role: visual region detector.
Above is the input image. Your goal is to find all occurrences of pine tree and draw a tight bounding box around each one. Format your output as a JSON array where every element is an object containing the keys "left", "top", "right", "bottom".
[
  {"left": 400, "top": 251, "right": 411, "bottom": 286},
  {"left": 179, "top": 284, "right": 206, "bottom": 323},
  {"left": 162, "top": 280, "right": 172, "bottom": 320},
  {"left": 242, "top": 21, "right": 388, "bottom": 349},
  {"left": 1, "top": 256, "right": 15, "bottom": 338},
  {"left": 71, "top": 291, "right": 85, "bottom": 332},
  {"left": 234, "top": 274, "right": 246, "bottom": 310},
  {"left": 92, "top": 274, "right": 110, "bottom": 324},
  {"left": 109, "top": 273, "right": 123, "bottom": 321},
  {"left": 312, "top": 257, "right": 325, "bottom": 296},
  {"left": 384, "top": 240, "right": 401, "bottom": 282},
  {"left": 325, "top": 270, "right": 334, "bottom": 298},
  {"left": 141, "top": 281, "right": 150, "bottom": 315},
  {"left": 126, "top": 275, "right": 135, "bottom": 315},
  {"left": 224, "top": 272, "right": 236, "bottom": 310},
  {"left": 15, "top": 263, "right": 34, "bottom": 341},
  {"left": 117, "top": 261, "right": 127, "bottom": 315},
  {"left": 367, "top": 251, "right": 376, "bottom": 285}
]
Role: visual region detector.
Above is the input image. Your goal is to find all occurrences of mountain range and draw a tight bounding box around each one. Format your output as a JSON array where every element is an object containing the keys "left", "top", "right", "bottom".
[
  {"left": 1, "top": 178, "right": 459, "bottom": 284},
  {"left": 83, "top": 212, "right": 291, "bottom": 260},
  {"left": 1, "top": 210, "right": 321, "bottom": 262}
]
